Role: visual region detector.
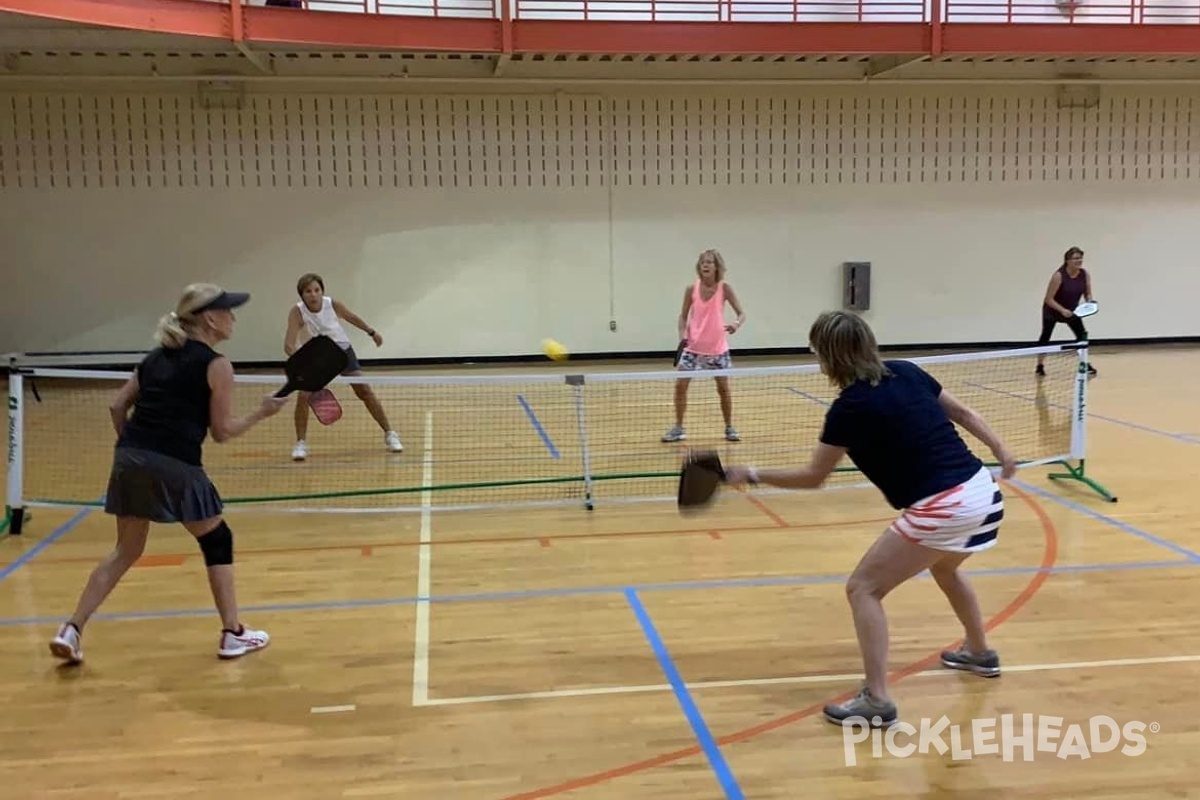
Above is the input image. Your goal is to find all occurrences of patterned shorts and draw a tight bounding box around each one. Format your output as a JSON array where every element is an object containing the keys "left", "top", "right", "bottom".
[
  {"left": 677, "top": 349, "right": 732, "bottom": 371},
  {"left": 889, "top": 466, "right": 1002, "bottom": 554}
]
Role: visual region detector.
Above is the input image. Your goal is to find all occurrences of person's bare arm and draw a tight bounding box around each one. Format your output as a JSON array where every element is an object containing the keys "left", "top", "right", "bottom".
[
  {"left": 723, "top": 282, "right": 746, "bottom": 334},
  {"left": 724, "top": 443, "right": 845, "bottom": 490},
  {"left": 332, "top": 299, "right": 383, "bottom": 347},
  {"left": 207, "top": 357, "right": 287, "bottom": 443},
  {"left": 677, "top": 286, "right": 693, "bottom": 342},
  {"left": 938, "top": 390, "right": 1017, "bottom": 478},
  {"left": 283, "top": 306, "right": 305, "bottom": 356},
  {"left": 108, "top": 373, "right": 140, "bottom": 437},
  {"left": 1084, "top": 270, "right": 1094, "bottom": 303},
  {"left": 1043, "top": 272, "right": 1072, "bottom": 317}
]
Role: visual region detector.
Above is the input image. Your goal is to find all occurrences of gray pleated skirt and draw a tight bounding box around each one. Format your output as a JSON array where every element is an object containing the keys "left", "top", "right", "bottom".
[{"left": 104, "top": 447, "right": 224, "bottom": 523}]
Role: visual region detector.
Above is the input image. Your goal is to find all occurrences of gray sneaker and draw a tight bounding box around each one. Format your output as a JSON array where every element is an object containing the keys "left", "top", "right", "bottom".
[
  {"left": 725, "top": 426, "right": 740, "bottom": 442},
  {"left": 661, "top": 425, "right": 686, "bottom": 443},
  {"left": 940, "top": 645, "right": 1001, "bottom": 677},
  {"left": 824, "top": 684, "right": 898, "bottom": 728}
]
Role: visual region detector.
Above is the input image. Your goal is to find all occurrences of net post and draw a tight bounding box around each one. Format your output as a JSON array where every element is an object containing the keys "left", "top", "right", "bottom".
[
  {"left": 5, "top": 361, "right": 25, "bottom": 535},
  {"left": 1070, "top": 343, "right": 1087, "bottom": 461},
  {"left": 1046, "top": 344, "right": 1118, "bottom": 503},
  {"left": 565, "top": 374, "right": 594, "bottom": 511}
]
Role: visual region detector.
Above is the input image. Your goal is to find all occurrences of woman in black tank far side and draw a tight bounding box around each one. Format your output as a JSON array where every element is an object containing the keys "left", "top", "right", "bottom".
[
  {"left": 49, "top": 283, "right": 289, "bottom": 666},
  {"left": 1035, "top": 246, "right": 1098, "bottom": 378}
]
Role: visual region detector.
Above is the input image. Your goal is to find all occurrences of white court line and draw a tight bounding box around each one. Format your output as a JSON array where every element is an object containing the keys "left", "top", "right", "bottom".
[
  {"left": 411, "top": 411, "right": 434, "bottom": 707},
  {"left": 311, "top": 704, "right": 357, "bottom": 714},
  {"left": 415, "top": 654, "right": 1200, "bottom": 707}
]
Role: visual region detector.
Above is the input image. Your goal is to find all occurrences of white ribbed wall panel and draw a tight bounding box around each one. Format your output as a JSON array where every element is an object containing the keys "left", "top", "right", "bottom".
[{"left": 1, "top": 87, "right": 1197, "bottom": 359}]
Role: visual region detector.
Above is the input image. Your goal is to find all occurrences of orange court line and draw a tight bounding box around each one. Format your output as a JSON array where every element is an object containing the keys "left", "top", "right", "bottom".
[
  {"left": 133, "top": 554, "right": 186, "bottom": 568},
  {"left": 490, "top": 479, "right": 1058, "bottom": 800},
  {"left": 742, "top": 492, "right": 789, "bottom": 528}
]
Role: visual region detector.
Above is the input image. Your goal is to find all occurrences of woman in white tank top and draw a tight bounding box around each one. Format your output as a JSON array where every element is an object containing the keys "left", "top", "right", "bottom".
[
  {"left": 284, "top": 273, "right": 403, "bottom": 461},
  {"left": 296, "top": 295, "right": 353, "bottom": 348}
]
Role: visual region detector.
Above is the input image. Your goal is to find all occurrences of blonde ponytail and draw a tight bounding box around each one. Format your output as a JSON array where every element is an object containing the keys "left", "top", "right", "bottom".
[
  {"left": 153, "top": 284, "right": 225, "bottom": 349},
  {"left": 154, "top": 310, "right": 188, "bottom": 349}
]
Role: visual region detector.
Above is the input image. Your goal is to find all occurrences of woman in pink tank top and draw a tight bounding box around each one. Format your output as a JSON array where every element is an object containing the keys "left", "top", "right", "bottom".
[{"left": 661, "top": 249, "right": 747, "bottom": 444}]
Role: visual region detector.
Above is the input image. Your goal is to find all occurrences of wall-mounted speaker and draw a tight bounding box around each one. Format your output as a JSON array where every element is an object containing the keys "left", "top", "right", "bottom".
[{"left": 842, "top": 261, "right": 871, "bottom": 311}]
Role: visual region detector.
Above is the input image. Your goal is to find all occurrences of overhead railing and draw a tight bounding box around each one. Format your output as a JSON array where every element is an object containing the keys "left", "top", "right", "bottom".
[{"left": 284, "top": 0, "right": 1198, "bottom": 23}]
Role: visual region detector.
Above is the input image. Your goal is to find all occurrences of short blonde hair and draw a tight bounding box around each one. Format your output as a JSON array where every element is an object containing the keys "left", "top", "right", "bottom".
[
  {"left": 695, "top": 249, "right": 726, "bottom": 281},
  {"left": 153, "top": 283, "right": 226, "bottom": 349},
  {"left": 808, "top": 311, "right": 890, "bottom": 389}
]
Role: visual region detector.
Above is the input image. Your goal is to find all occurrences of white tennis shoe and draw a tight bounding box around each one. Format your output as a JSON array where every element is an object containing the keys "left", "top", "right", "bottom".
[
  {"left": 49, "top": 622, "right": 83, "bottom": 664},
  {"left": 218, "top": 625, "right": 270, "bottom": 659}
]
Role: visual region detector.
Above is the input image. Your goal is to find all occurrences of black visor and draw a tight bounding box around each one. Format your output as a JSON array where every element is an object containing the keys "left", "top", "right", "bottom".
[{"left": 195, "top": 291, "right": 250, "bottom": 313}]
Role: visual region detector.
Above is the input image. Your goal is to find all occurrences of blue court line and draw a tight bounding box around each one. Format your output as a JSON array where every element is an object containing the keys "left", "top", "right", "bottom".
[
  {"left": 965, "top": 380, "right": 1200, "bottom": 446},
  {"left": 0, "top": 507, "right": 92, "bottom": 584},
  {"left": 516, "top": 394, "right": 561, "bottom": 459},
  {"left": 1011, "top": 478, "right": 1200, "bottom": 562},
  {"left": 787, "top": 387, "right": 830, "bottom": 406},
  {"left": 0, "top": 557, "right": 1189, "bottom": 628},
  {"left": 625, "top": 588, "right": 745, "bottom": 800}
]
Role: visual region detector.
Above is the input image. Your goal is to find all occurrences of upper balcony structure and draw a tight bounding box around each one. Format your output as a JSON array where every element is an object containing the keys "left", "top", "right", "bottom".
[{"left": 0, "top": 0, "right": 1197, "bottom": 85}]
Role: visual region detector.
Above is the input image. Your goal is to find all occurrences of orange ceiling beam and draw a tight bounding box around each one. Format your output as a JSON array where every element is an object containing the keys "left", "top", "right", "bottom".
[
  {"left": 2, "top": 0, "right": 1199, "bottom": 57},
  {"left": 246, "top": 8, "right": 501, "bottom": 51},
  {"left": 0, "top": 0, "right": 229, "bottom": 38}
]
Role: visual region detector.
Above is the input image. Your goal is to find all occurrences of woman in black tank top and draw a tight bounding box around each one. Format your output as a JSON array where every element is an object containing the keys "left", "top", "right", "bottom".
[
  {"left": 1036, "top": 246, "right": 1098, "bottom": 377},
  {"left": 49, "top": 284, "right": 288, "bottom": 666}
]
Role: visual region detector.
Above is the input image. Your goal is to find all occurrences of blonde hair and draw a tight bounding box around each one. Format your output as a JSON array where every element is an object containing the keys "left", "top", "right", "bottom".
[
  {"left": 154, "top": 283, "right": 226, "bottom": 349},
  {"left": 808, "top": 311, "right": 890, "bottom": 389},
  {"left": 695, "top": 249, "right": 726, "bottom": 282}
]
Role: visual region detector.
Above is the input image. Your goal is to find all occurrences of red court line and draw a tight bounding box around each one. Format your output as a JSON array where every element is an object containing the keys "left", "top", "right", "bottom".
[
  {"left": 491, "top": 479, "right": 1058, "bottom": 800},
  {"left": 24, "top": 515, "right": 896, "bottom": 567}
]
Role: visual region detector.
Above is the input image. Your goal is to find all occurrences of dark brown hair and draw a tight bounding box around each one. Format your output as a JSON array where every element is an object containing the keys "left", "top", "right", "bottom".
[{"left": 296, "top": 273, "right": 324, "bottom": 296}]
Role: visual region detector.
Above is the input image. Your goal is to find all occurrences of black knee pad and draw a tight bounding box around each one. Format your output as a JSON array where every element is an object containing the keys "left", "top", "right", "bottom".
[{"left": 198, "top": 520, "right": 233, "bottom": 566}]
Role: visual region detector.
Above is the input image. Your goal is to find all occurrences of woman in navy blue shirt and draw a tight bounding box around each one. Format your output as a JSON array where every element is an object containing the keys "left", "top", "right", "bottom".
[{"left": 725, "top": 311, "right": 1018, "bottom": 728}]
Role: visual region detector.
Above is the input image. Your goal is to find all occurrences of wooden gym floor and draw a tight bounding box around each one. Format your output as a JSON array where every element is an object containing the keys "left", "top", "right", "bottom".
[{"left": 1, "top": 344, "right": 1199, "bottom": 799}]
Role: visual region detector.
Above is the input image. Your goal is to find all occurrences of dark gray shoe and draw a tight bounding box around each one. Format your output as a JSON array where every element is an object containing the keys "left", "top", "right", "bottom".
[{"left": 941, "top": 646, "right": 1001, "bottom": 678}]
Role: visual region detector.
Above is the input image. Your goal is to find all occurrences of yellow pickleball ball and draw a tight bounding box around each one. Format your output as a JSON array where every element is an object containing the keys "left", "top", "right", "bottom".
[{"left": 541, "top": 338, "right": 569, "bottom": 362}]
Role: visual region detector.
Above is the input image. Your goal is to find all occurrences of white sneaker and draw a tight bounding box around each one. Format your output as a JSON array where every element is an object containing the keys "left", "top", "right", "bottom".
[
  {"left": 384, "top": 431, "right": 403, "bottom": 453},
  {"left": 49, "top": 622, "right": 83, "bottom": 663},
  {"left": 291, "top": 440, "right": 308, "bottom": 461},
  {"left": 218, "top": 625, "right": 269, "bottom": 659}
]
